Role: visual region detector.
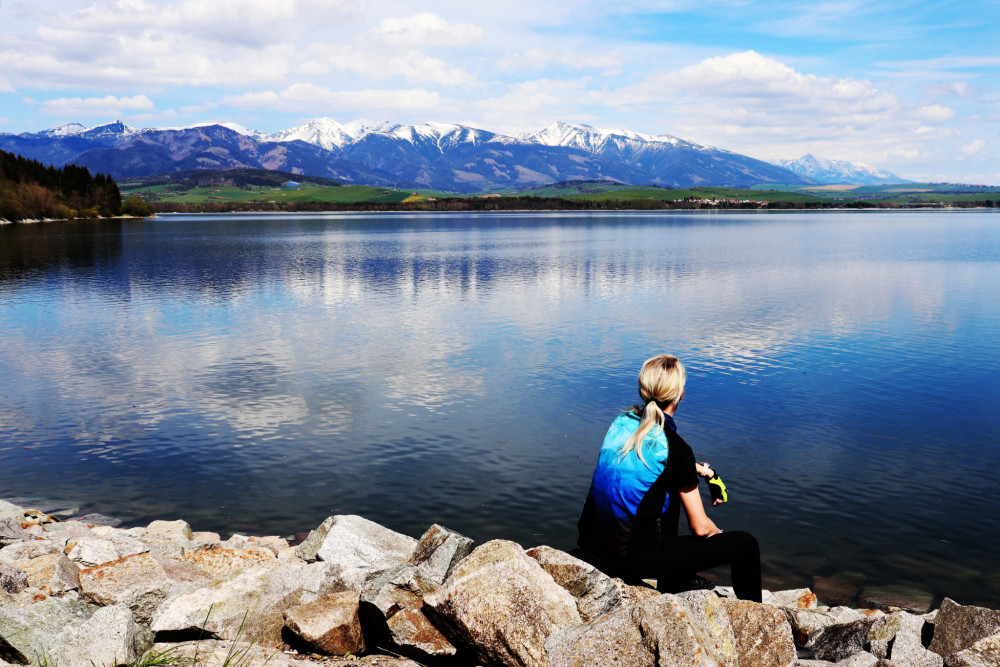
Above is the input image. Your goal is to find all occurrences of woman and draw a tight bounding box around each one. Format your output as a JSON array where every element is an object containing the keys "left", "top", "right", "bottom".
[{"left": 577, "top": 354, "right": 762, "bottom": 601}]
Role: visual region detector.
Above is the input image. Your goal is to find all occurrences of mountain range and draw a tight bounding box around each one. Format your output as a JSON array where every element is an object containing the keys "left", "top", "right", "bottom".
[{"left": 0, "top": 119, "right": 907, "bottom": 193}]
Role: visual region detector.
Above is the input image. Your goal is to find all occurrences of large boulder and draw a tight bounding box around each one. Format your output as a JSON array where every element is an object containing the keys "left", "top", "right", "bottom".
[
  {"left": 14, "top": 553, "right": 80, "bottom": 594},
  {"left": 546, "top": 603, "right": 655, "bottom": 667},
  {"left": 78, "top": 551, "right": 210, "bottom": 624},
  {"left": 945, "top": 631, "right": 1000, "bottom": 667},
  {"left": 720, "top": 597, "right": 796, "bottom": 667},
  {"left": 182, "top": 547, "right": 276, "bottom": 576},
  {"left": 634, "top": 592, "right": 738, "bottom": 666},
  {"left": 151, "top": 560, "right": 349, "bottom": 645},
  {"left": 764, "top": 588, "right": 819, "bottom": 610},
  {"left": 385, "top": 608, "right": 457, "bottom": 659},
  {"left": 296, "top": 515, "right": 417, "bottom": 585},
  {"left": 929, "top": 598, "right": 1000, "bottom": 658},
  {"left": 0, "top": 540, "right": 62, "bottom": 565},
  {"left": 0, "top": 597, "right": 150, "bottom": 666},
  {"left": 525, "top": 546, "right": 623, "bottom": 623},
  {"left": 283, "top": 591, "right": 365, "bottom": 655},
  {"left": 146, "top": 519, "right": 193, "bottom": 541},
  {"left": 423, "top": 540, "right": 581, "bottom": 667},
  {"left": 868, "top": 611, "right": 941, "bottom": 666},
  {"left": 359, "top": 565, "right": 453, "bottom": 660},
  {"left": 408, "top": 524, "right": 474, "bottom": 585}
]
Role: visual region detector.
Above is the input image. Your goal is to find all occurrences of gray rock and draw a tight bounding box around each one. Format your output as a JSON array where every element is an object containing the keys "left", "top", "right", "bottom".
[
  {"left": 151, "top": 560, "right": 349, "bottom": 645},
  {"left": 283, "top": 590, "right": 365, "bottom": 656},
  {"left": 0, "top": 596, "right": 96, "bottom": 663},
  {"left": 145, "top": 640, "right": 424, "bottom": 667},
  {"left": 423, "top": 539, "right": 581, "bottom": 667},
  {"left": 14, "top": 553, "right": 80, "bottom": 594},
  {"left": 945, "top": 631, "right": 1000, "bottom": 667},
  {"left": 868, "top": 611, "right": 941, "bottom": 666},
  {"left": 299, "top": 516, "right": 417, "bottom": 585},
  {"left": 635, "top": 593, "right": 738, "bottom": 666},
  {"left": 41, "top": 521, "right": 94, "bottom": 540},
  {"left": 0, "top": 563, "right": 27, "bottom": 595},
  {"left": 0, "top": 518, "right": 25, "bottom": 548},
  {"left": 930, "top": 598, "right": 1000, "bottom": 658},
  {"left": 67, "top": 537, "right": 121, "bottom": 567},
  {"left": 74, "top": 513, "right": 122, "bottom": 527},
  {"left": 859, "top": 584, "right": 935, "bottom": 613},
  {"left": 359, "top": 564, "right": 451, "bottom": 660},
  {"left": 408, "top": 523, "right": 474, "bottom": 585},
  {"left": 0, "top": 501, "right": 23, "bottom": 515},
  {"left": 146, "top": 519, "right": 193, "bottom": 541},
  {"left": 546, "top": 603, "right": 654, "bottom": 667},
  {"left": 79, "top": 551, "right": 210, "bottom": 625},
  {"left": 525, "top": 545, "right": 623, "bottom": 622},
  {"left": 53, "top": 603, "right": 153, "bottom": 667},
  {"left": 836, "top": 653, "right": 878, "bottom": 667},
  {"left": 720, "top": 596, "right": 796, "bottom": 667},
  {"left": 786, "top": 606, "right": 866, "bottom": 647},
  {"left": 248, "top": 535, "right": 289, "bottom": 555},
  {"left": 811, "top": 618, "right": 879, "bottom": 662}
]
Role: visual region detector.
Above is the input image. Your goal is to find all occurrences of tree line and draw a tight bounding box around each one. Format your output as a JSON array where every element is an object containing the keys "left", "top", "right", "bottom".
[{"left": 0, "top": 148, "right": 152, "bottom": 222}]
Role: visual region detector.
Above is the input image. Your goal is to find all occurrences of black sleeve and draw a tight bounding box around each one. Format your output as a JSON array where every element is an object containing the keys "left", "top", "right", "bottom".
[{"left": 664, "top": 433, "right": 699, "bottom": 490}]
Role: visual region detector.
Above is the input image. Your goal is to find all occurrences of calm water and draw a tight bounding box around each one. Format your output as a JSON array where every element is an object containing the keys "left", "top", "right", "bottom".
[{"left": 1, "top": 211, "right": 998, "bottom": 606}]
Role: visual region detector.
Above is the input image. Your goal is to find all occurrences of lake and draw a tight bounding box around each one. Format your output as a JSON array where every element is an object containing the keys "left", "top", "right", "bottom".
[{"left": 1, "top": 210, "right": 998, "bottom": 606}]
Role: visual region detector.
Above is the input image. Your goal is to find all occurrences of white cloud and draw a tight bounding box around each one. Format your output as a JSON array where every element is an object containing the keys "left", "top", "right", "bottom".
[
  {"left": 961, "top": 139, "right": 987, "bottom": 155},
  {"left": 912, "top": 104, "right": 955, "bottom": 123},
  {"left": 42, "top": 94, "right": 155, "bottom": 117},
  {"left": 366, "top": 12, "right": 483, "bottom": 48},
  {"left": 298, "top": 45, "right": 477, "bottom": 87},
  {"left": 0, "top": 76, "right": 14, "bottom": 93},
  {"left": 221, "top": 84, "right": 441, "bottom": 113},
  {"left": 496, "top": 48, "right": 624, "bottom": 73}
]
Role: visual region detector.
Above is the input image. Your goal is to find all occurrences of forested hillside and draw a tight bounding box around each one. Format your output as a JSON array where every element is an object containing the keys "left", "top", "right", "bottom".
[{"left": 0, "top": 149, "right": 123, "bottom": 222}]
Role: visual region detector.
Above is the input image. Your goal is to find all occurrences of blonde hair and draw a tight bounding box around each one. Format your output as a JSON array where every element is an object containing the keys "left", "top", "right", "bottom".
[{"left": 620, "top": 354, "right": 686, "bottom": 468}]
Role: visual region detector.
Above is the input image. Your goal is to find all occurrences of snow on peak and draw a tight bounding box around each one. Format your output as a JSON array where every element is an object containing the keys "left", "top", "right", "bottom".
[
  {"left": 775, "top": 154, "right": 906, "bottom": 185},
  {"left": 518, "top": 120, "right": 688, "bottom": 152}
]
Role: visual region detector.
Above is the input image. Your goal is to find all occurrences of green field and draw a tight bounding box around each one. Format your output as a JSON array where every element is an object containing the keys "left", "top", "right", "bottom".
[{"left": 122, "top": 182, "right": 458, "bottom": 205}]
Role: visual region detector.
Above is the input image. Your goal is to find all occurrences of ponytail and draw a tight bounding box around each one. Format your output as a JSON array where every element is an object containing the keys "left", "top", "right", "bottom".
[{"left": 620, "top": 401, "right": 665, "bottom": 468}]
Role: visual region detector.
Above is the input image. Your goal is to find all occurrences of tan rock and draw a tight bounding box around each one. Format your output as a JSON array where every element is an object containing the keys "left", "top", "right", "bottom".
[
  {"left": 190, "top": 531, "right": 222, "bottom": 543},
  {"left": 635, "top": 593, "right": 738, "bottom": 666},
  {"left": 182, "top": 547, "right": 275, "bottom": 577},
  {"left": 546, "top": 603, "right": 654, "bottom": 667},
  {"left": 721, "top": 597, "right": 796, "bottom": 667},
  {"left": 14, "top": 553, "right": 80, "bottom": 594},
  {"left": 525, "top": 545, "right": 624, "bottom": 623},
  {"left": 385, "top": 608, "right": 456, "bottom": 658},
  {"left": 146, "top": 519, "right": 193, "bottom": 541},
  {"left": 283, "top": 591, "right": 365, "bottom": 655},
  {"left": 765, "top": 588, "right": 819, "bottom": 610},
  {"left": 249, "top": 535, "right": 289, "bottom": 555},
  {"left": 78, "top": 551, "right": 209, "bottom": 624},
  {"left": 424, "top": 539, "right": 581, "bottom": 667},
  {"left": 945, "top": 630, "right": 1000, "bottom": 667}
]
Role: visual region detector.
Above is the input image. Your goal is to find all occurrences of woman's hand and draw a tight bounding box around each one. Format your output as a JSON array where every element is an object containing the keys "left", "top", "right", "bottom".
[{"left": 696, "top": 461, "right": 715, "bottom": 478}]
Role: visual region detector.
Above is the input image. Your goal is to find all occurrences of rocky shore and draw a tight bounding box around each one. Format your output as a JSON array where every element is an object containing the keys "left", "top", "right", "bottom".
[{"left": 2, "top": 499, "right": 1000, "bottom": 667}]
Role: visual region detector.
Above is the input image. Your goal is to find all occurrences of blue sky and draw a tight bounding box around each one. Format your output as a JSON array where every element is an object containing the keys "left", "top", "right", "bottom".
[{"left": 0, "top": 0, "right": 997, "bottom": 183}]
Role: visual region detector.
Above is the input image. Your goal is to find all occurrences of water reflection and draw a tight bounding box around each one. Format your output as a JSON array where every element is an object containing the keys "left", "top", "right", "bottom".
[{"left": 1, "top": 211, "right": 999, "bottom": 606}]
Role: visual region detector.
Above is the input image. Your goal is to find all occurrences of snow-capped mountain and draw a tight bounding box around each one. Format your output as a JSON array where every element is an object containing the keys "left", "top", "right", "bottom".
[
  {"left": 775, "top": 154, "right": 907, "bottom": 185},
  {"left": 2, "top": 118, "right": 830, "bottom": 191}
]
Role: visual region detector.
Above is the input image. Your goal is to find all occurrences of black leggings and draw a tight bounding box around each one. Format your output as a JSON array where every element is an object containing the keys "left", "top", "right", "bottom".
[{"left": 626, "top": 530, "right": 762, "bottom": 602}]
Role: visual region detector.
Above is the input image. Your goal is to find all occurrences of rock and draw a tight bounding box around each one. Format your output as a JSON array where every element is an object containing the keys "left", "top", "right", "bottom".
[
  {"left": 67, "top": 537, "right": 121, "bottom": 567},
  {"left": 53, "top": 603, "right": 153, "bottom": 667},
  {"left": 191, "top": 531, "right": 222, "bottom": 543},
  {"left": 278, "top": 546, "right": 300, "bottom": 560},
  {"left": 546, "top": 603, "right": 655, "bottom": 667},
  {"left": 283, "top": 590, "right": 365, "bottom": 656},
  {"left": 14, "top": 553, "right": 80, "bottom": 593},
  {"left": 0, "top": 596, "right": 96, "bottom": 663},
  {"left": 525, "top": 545, "right": 623, "bottom": 622},
  {"left": 868, "top": 612, "right": 941, "bottom": 666},
  {"left": 0, "top": 501, "right": 23, "bottom": 515},
  {"left": 41, "top": 521, "right": 94, "bottom": 541},
  {"left": 765, "top": 588, "right": 819, "bottom": 609},
  {"left": 182, "top": 547, "right": 276, "bottom": 576},
  {"left": 249, "top": 535, "right": 289, "bottom": 555},
  {"left": 836, "top": 653, "right": 879, "bottom": 666},
  {"left": 929, "top": 598, "right": 1000, "bottom": 658},
  {"left": 146, "top": 519, "right": 193, "bottom": 541},
  {"left": 145, "top": 640, "right": 423, "bottom": 667},
  {"left": 0, "top": 563, "right": 27, "bottom": 595},
  {"left": 78, "top": 552, "right": 210, "bottom": 625},
  {"left": 720, "top": 597, "right": 796, "bottom": 667},
  {"left": 813, "top": 575, "right": 862, "bottom": 607},
  {"left": 635, "top": 592, "right": 738, "bottom": 666},
  {"left": 298, "top": 515, "right": 417, "bottom": 585},
  {"left": 151, "top": 560, "right": 349, "bottom": 645},
  {"left": 423, "top": 539, "right": 581, "bottom": 667},
  {"left": 75, "top": 513, "right": 122, "bottom": 527},
  {"left": 785, "top": 606, "right": 866, "bottom": 646},
  {"left": 811, "top": 618, "right": 879, "bottom": 662},
  {"left": 361, "top": 564, "right": 437, "bottom": 618},
  {"left": 945, "top": 631, "right": 1000, "bottom": 667},
  {"left": 0, "top": 518, "right": 25, "bottom": 548},
  {"left": 859, "top": 584, "right": 935, "bottom": 613},
  {"left": 615, "top": 578, "right": 661, "bottom": 606},
  {"left": 385, "top": 608, "right": 457, "bottom": 658},
  {"left": 408, "top": 523, "right": 474, "bottom": 585}
]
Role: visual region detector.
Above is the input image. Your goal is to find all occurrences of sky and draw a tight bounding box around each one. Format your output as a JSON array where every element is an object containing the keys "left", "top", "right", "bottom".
[{"left": 0, "top": 0, "right": 998, "bottom": 183}]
